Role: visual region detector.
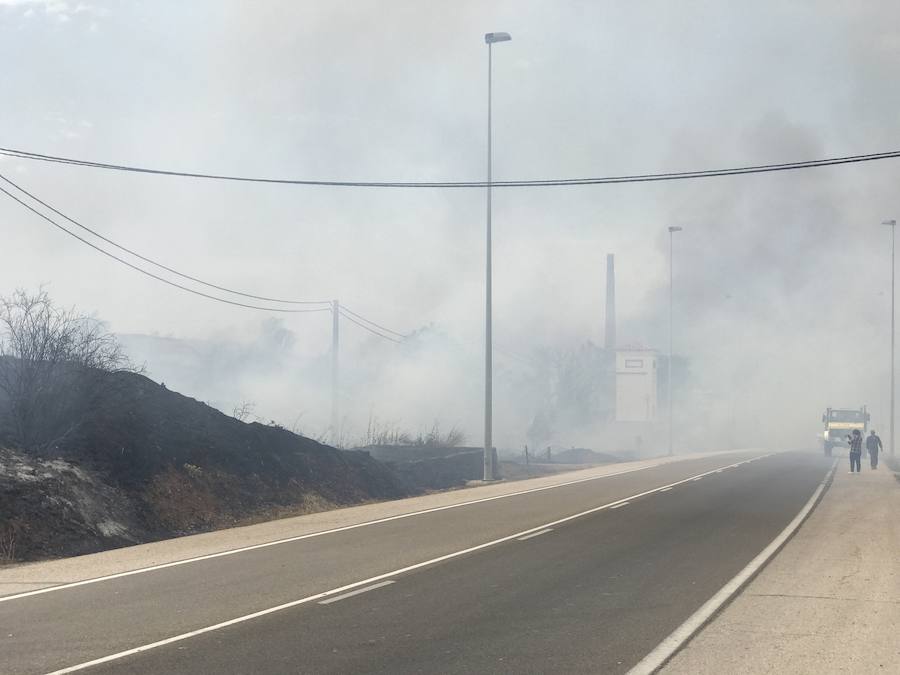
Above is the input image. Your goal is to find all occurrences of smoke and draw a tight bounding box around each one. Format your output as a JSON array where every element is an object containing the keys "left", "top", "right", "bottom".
[{"left": 3, "top": 1, "right": 900, "bottom": 454}]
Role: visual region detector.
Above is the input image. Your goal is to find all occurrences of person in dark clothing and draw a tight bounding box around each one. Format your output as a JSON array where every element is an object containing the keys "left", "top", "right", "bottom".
[
  {"left": 849, "top": 429, "right": 863, "bottom": 473},
  {"left": 866, "top": 430, "right": 883, "bottom": 469}
]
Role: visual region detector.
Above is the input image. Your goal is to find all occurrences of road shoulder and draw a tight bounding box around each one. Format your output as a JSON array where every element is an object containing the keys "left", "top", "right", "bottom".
[{"left": 663, "top": 454, "right": 900, "bottom": 674}]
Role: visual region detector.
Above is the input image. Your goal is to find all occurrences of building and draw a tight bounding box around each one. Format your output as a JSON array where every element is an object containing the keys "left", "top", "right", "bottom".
[{"left": 615, "top": 348, "right": 658, "bottom": 422}]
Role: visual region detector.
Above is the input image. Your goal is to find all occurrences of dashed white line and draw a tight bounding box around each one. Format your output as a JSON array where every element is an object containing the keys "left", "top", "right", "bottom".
[
  {"left": 517, "top": 528, "right": 553, "bottom": 541},
  {"left": 318, "top": 580, "right": 394, "bottom": 605},
  {"left": 42, "top": 453, "right": 775, "bottom": 674}
]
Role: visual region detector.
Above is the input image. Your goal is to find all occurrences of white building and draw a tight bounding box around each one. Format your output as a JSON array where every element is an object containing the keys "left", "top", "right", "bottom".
[{"left": 615, "top": 348, "right": 658, "bottom": 422}]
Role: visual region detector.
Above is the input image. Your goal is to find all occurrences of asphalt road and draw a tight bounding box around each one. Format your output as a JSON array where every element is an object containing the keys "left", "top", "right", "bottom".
[{"left": 1, "top": 450, "right": 831, "bottom": 675}]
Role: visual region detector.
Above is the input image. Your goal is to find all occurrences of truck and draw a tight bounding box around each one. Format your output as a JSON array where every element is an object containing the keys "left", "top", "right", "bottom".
[{"left": 822, "top": 406, "right": 870, "bottom": 456}]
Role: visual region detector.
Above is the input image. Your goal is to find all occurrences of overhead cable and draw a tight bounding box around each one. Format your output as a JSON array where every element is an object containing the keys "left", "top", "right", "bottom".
[
  {"left": 340, "top": 304, "right": 409, "bottom": 338},
  {"left": 0, "top": 173, "right": 330, "bottom": 306},
  {"left": 2, "top": 146, "right": 899, "bottom": 188},
  {"left": 338, "top": 308, "right": 403, "bottom": 343},
  {"left": 0, "top": 184, "right": 332, "bottom": 314}
]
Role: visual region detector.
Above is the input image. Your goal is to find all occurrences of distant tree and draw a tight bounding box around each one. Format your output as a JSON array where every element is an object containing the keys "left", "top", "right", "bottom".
[{"left": 0, "top": 289, "right": 134, "bottom": 452}]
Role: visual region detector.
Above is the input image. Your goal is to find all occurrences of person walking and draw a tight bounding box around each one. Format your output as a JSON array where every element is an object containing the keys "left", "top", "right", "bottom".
[
  {"left": 866, "top": 430, "right": 883, "bottom": 470},
  {"left": 849, "top": 429, "right": 863, "bottom": 474}
]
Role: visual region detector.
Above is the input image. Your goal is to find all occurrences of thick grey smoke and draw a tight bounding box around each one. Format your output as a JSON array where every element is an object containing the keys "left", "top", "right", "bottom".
[{"left": 2, "top": 1, "right": 899, "bottom": 452}]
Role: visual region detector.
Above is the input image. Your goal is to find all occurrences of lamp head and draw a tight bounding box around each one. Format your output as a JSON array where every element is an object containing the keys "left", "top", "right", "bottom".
[{"left": 485, "top": 32, "right": 512, "bottom": 44}]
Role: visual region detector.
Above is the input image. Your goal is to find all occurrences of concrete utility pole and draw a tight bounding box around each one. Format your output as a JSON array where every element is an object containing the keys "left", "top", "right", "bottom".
[
  {"left": 331, "top": 299, "right": 340, "bottom": 447},
  {"left": 483, "top": 31, "right": 511, "bottom": 481},
  {"left": 884, "top": 220, "right": 896, "bottom": 457},
  {"left": 667, "top": 226, "right": 683, "bottom": 456}
]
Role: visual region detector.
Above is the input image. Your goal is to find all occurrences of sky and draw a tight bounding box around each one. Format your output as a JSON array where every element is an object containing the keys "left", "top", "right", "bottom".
[{"left": 2, "top": 1, "right": 900, "bottom": 451}]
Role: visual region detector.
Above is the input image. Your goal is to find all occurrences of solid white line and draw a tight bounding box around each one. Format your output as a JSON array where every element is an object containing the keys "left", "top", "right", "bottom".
[
  {"left": 692, "top": 477, "right": 703, "bottom": 481},
  {"left": 2, "top": 451, "right": 763, "bottom": 604},
  {"left": 611, "top": 502, "right": 630, "bottom": 509},
  {"left": 318, "top": 580, "right": 394, "bottom": 605},
  {"left": 517, "top": 528, "right": 552, "bottom": 541},
  {"left": 626, "top": 458, "right": 837, "bottom": 675},
  {"left": 44, "top": 453, "right": 773, "bottom": 675},
  {"left": 659, "top": 487, "right": 673, "bottom": 492}
]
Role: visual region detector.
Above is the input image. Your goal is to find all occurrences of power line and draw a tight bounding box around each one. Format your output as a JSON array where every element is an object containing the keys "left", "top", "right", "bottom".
[
  {"left": 338, "top": 308, "right": 403, "bottom": 343},
  {"left": 2, "top": 146, "right": 900, "bottom": 188},
  {"left": 340, "top": 304, "right": 408, "bottom": 338},
  {"left": 0, "top": 172, "right": 330, "bottom": 307},
  {"left": 0, "top": 184, "right": 332, "bottom": 314}
]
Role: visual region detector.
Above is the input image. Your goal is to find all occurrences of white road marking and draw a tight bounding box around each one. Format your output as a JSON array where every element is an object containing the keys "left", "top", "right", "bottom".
[
  {"left": 610, "top": 502, "right": 630, "bottom": 509},
  {"left": 318, "top": 580, "right": 394, "bottom": 605},
  {"left": 659, "top": 487, "right": 673, "bottom": 492},
  {"left": 2, "top": 450, "right": 768, "bottom": 605},
  {"left": 517, "top": 528, "right": 553, "bottom": 541},
  {"left": 627, "top": 458, "right": 838, "bottom": 675},
  {"left": 43, "top": 453, "right": 774, "bottom": 675},
  {"left": 691, "top": 477, "right": 703, "bottom": 481}
]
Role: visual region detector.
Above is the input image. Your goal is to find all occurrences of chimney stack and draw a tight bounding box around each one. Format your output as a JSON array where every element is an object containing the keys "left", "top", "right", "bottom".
[{"left": 605, "top": 253, "right": 616, "bottom": 350}]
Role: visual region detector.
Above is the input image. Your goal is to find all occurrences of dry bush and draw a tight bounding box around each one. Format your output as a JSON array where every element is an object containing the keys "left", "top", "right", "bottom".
[
  {"left": 0, "top": 520, "right": 20, "bottom": 564},
  {"left": 416, "top": 421, "right": 466, "bottom": 448},
  {"left": 358, "top": 416, "right": 466, "bottom": 448}
]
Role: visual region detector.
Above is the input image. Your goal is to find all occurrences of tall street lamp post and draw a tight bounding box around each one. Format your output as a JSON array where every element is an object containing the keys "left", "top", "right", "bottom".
[
  {"left": 483, "top": 31, "right": 511, "bottom": 481},
  {"left": 884, "top": 219, "right": 896, "bottom": 458},
  {"left": 668, "top": 226, "right": 683, "bottom": 456}
]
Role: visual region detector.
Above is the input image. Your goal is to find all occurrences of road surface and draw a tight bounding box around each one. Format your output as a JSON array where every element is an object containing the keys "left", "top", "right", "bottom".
[{"left": 0, "top": 450, "right": 831, "bottom": 674}]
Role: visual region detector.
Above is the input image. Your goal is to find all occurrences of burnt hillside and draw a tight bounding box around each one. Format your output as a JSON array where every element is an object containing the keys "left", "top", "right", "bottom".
[{"left": 0, "top": 370, "right": 408, "bottom": 562}]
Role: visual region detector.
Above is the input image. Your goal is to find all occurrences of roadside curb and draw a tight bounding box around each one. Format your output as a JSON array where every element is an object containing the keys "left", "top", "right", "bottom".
[{"left": 627, "top": 458, "right": 838, "bottom": 675}]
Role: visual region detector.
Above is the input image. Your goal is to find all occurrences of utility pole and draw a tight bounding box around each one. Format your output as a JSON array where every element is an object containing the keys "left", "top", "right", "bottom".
[
  {"left": 667, "top": 226, "right": 682, "bottom": 456},
  {"left": 483, "top": 31, "right": 511, "bottom": 481},
  {"left": 331, "top": 299, "right": 340, "bottom": 447},
  {"left": 885, "top": 220, "right": 896, "bottom": 457}
]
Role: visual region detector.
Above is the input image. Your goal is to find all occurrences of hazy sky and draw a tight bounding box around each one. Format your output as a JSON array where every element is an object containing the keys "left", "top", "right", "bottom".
[{"left": 2, "top": 1, "right": 900, "bottom": 448}]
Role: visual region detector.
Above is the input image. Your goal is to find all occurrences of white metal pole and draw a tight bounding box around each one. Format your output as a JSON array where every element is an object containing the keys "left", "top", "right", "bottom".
[
  {"left": 331, "top": 299, "right": 340, "bottom": 447},
  {"left": 891, "top": 226, "right": 897, "bottom": 457},
  {"left": 668, "top": 231, "right": 673, "bottom": 457},
  {"left": 883, "top": 220, "right": 896, "bottom": 458},
  {"left": 484, "top": 41, "right": 494, "bottom": 481}
]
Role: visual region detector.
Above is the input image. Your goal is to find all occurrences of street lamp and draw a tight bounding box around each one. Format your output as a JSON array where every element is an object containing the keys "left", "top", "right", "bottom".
[
  {"left": 483, "top": 31, "right": 511, "bottom": 481},
  {"left": 667, "top": 226, "right": 683, "bottom": 456},
  {"left": 884, "top": 219, "right": 896, "bottom": 458}
]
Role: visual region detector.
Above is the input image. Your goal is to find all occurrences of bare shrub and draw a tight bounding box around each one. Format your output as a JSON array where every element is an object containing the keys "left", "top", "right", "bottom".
[
  {"left": 357, "top": 416, "right": 465, "bottom": 448},
  {"left": 358, "top": 415, "right": 412, "bottom": 447},
  {"left": 232, "top": 401, "right": 256, "bottom": 422},
  {"left": 415, "top": 421, "right": 466, "bottom": 447},
  {"left": 0, "top": 289, "right": 135, "bottom": 452},
  {"left": 0, "top": 521, "right": 19, "bottom": 564}
]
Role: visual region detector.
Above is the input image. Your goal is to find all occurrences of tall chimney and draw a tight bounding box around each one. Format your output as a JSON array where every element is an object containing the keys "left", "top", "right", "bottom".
[{"left": 605, "top": 253, "right": 616, "bottom": 350}]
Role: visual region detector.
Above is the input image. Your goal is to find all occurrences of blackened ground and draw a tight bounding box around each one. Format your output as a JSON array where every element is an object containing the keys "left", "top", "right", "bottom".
[{"left": 0, "top": 370, "right": 409, "bottom": 562}]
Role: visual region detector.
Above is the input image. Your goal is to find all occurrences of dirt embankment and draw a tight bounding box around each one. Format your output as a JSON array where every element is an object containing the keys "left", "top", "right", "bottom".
[{"left": 1, "top": 371, "right": 408, "bottom": 563}]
